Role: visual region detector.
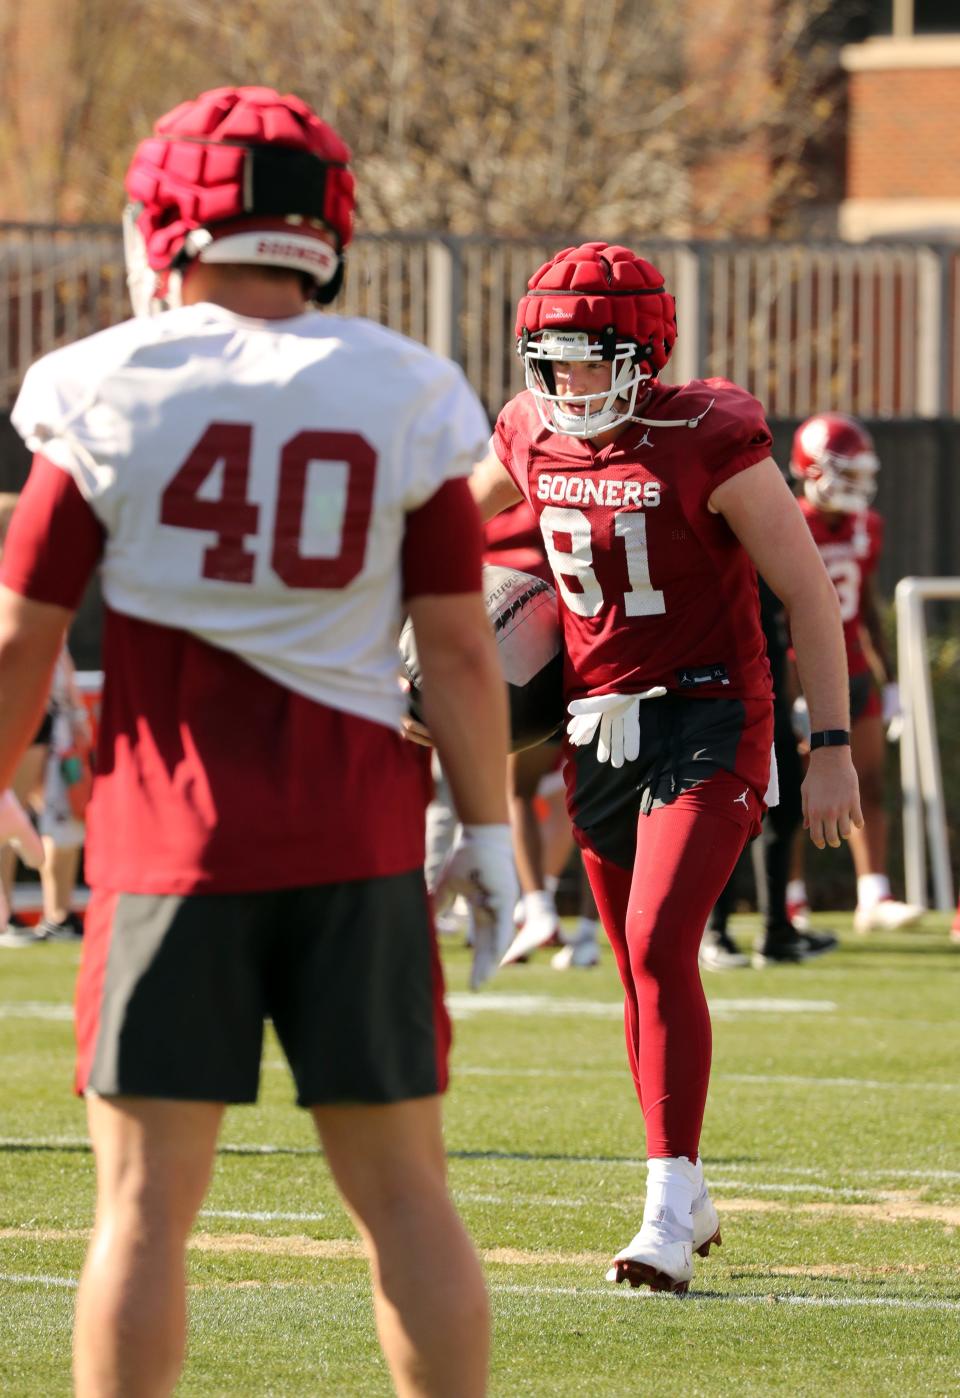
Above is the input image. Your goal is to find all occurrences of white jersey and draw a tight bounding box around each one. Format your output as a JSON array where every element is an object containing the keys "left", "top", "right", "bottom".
[{"left": 13, "top": 303, "right": 489, "bottom": 729}]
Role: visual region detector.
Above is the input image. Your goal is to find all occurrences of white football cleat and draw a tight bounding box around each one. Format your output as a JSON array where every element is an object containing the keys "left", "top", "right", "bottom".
[
  {"left": 605, "top": 1211, "right": 693, "bottom": 1293},
  {"left": 853, "top": 898, "right": 924, "bottom": 934},
  {"left": 551, "top": 937, "right": 600, "bottom": 969},
  {"left": 691, "top": 1180, "right": 721, "bottom": 1257},
  {"left": 499, "top": 910, "right": 561, "bottom": 966},
  {"left": 786, "top": 898, "right": 811, "bottom": 932},
  {"left": 0, "top": 922, "right": 47, "bottom": 949},
  {"left": 698, "top": 929, "right": 749, "bottom": 972}
]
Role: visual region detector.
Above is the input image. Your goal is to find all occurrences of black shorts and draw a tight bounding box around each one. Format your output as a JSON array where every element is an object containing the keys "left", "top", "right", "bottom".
[
  {"left": 75, "top": 871, "right": 450, "bottom": 1108},
  {"left": 32, "top": 711, "right": 53, "bottom": 746},
  {"left": 850, "top": 671, "right": 881, "bottom": 724},
  {"left": 565, "top": 694, "right": 773, "bottom": 871}
]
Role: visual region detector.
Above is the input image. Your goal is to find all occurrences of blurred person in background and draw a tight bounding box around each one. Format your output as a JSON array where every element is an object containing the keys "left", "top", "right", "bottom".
[
  {"left": 0, "top": 493, "right": 88, "bottom": 946},
  {"left": 470, "top": 241, "right": 861, "bottom": 1295},
  {"left": 788, "top": 413, "right": 922, "bottom": 935},
  {"left": 0, "top": 85, "right": 513, "bottom": 1398},
  {"left": 700, "top": 578, "right": 838, "bottom": 969}
]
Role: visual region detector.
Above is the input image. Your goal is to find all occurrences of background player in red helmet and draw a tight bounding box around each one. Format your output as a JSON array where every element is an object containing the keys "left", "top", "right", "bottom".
[
  {"left": 0, "top": 86, "right": 510, "bottom": 1397},
  {"left": 470, "top": 241, "right": 862, "bottom": 1295},
  {"left": 789, "top": 412, "right": 923, "bottom": 934}
]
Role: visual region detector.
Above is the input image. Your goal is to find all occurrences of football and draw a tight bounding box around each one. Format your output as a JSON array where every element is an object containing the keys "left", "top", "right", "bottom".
[{"left": 399, "top": 563, "right": 564, "bottom": 752}]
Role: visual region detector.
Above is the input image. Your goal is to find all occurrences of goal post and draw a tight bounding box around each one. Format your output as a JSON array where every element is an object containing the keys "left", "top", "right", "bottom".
[{"left": 895, "top": 577, "right": 960, "bottom": 911}]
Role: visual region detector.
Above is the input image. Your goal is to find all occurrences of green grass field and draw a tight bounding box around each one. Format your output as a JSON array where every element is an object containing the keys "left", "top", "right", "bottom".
[{"left": 1, "top": 913, "right": 958, "bottom": 1396}]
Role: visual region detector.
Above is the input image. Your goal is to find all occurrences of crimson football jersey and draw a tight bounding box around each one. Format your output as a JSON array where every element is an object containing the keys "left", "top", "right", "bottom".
[
  {"left": 483, "top": 498, "right": 552, "bottom": 584},
  {"left": 798, "top": 498, "right": 882, "bottom": 678},
  {"left": 493, "top": 378, "right": 774, "bottom": 703}
]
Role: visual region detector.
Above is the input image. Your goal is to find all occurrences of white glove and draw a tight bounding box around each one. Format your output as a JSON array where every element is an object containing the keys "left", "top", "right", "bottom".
[
  {"left": 566, "top": 688, "right": 666, "bottom": 768},
  {"left": 430, "top": 824, "right": 518, "bottom": 991},
  {"left": 0, "top": 789, "right": 44, "bottom": 869},
  {"left": 791, "top": 695, "right": 811, "bottom": 746},
  {"left": 882, "top": 681, "right": 903, "bottom": 743}
]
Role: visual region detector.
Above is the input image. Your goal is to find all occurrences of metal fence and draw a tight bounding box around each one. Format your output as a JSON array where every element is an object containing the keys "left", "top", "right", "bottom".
[{"left": 3, "top": 222, "right": 959, "bottom": 420}]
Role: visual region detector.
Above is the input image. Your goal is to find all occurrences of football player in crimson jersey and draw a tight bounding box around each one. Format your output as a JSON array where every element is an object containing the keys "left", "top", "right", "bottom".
[
  {"left": 470, "top": 241, "right": 862, "bottom": 1295},
  {"left": 789, "top": 413, "right": 923, "bottom": 934},
  {"left": 0, "top": 88, "right": 509, "bottom": 1398}
]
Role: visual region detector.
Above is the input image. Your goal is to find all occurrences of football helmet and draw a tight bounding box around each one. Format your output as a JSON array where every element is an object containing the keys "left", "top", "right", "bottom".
[
  {"left": 516, "top": 242, "right": 676, "bottom": 438},
  {"left": 790, "top": 412, "right": 879, "bottom": 514},
  {"left": 122, "top": 86, "right": 355, "bottom": 316}
]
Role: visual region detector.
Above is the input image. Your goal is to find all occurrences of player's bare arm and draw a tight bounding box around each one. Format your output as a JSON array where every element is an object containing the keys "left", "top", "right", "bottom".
[
  {"left": 406, "top": 590, "right": 510, "bottom": 827},
  {"left": 469, "top": 447, "right": 523, "bottom": 524},
  {"left": 709, "top": 456, "right": 863, "bottom": 850},
  {"left": 0, "top": 585, "right": 72, "bottom": 789}
]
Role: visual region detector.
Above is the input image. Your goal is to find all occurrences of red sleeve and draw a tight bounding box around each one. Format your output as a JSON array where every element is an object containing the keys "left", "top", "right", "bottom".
[
  {"left": 0, "top": 455, "right": 104, "bottom": 608},
  {"left": 402, "top": 476, "right": 483, "bottom": 599},
  {"left": 698, "top": 382, "right": 774, "bottom": 504}
]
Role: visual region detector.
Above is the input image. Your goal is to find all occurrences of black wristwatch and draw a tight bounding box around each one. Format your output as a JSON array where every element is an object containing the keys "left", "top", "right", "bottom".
[{"left": 809, "top": 729, "right": 851, "bottom": 750}]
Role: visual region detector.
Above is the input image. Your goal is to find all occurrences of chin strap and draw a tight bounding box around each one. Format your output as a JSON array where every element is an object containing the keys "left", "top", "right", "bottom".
[{"left": 626, "top": 397, "right": 716, "bottom": 430}]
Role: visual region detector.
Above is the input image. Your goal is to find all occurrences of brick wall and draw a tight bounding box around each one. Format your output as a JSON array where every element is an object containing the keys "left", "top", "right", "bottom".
[{"left": 848, "top": 68, "right": 960, "bottom": 198}]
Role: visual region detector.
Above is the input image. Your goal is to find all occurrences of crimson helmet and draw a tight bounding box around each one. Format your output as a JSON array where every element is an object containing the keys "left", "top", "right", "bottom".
[
  {"left": 516, "top": 242, "right": 677, "bottom": 438},
  {"left": 790, "top": 412, "right": 879, "bottom": 513},
  {"left": 122, "top": 86, "right": 355, "bottom": 316}
]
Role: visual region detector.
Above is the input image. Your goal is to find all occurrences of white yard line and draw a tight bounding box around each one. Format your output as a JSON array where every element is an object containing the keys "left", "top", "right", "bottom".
[
  {"left": 453, "top": 1066, "right": 958, "bottom": 1092},
  {"left": 2, "top": 1271, "right": 957, "bottom": 1313},
  {"left": 199, "top": 1209, "right": 326, "bottom": 1223},
  {"left": 490, "top": 1284, "right": 960, "bottom": 1312},
  {"left": 446, "top": 993, "right": 837, "bottom": 1019},
  {"left": 2, "top": 1135, "right": 958, "bottom": 1186}
]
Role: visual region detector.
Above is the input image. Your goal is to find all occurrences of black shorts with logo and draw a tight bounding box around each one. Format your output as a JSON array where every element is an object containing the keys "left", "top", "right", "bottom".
[
  {"left": 76, "top": 870, "right": 449, "bottom": 1108},
  {"left": 565, "top": 694, "right": 773, "bottom": 871}
]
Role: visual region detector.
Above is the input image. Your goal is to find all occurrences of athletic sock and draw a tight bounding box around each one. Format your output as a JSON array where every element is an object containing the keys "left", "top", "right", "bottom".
[
  {"left": 857, "top": 873, "right": 891, "bottom": 910},
  {"left": 786, "top": 879, "right": 807, "bottom": 907},
  {"left": 643, "top": 1156, "right": 700, "bottom": 1237}
]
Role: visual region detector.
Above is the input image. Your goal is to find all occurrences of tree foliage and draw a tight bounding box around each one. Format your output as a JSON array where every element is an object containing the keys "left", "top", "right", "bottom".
[{"left": 3, "top": 0, "right": 867, "bottom": 237}]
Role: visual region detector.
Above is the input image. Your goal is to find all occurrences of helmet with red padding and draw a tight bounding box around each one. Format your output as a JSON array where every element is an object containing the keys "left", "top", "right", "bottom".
[
  {"left": 516, "top": 242, "right": 677, "bottom": 438},
  {"left": 122, "top": 86, "right": 355, "bottom": 315}
]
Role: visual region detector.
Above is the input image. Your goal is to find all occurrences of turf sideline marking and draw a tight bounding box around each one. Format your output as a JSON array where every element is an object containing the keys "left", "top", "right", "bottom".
[
  {"left": 491, "top": 1285, "right": 960, "bottom": 1312},
  {"left": 0, "top": 996, "right": 837, "bottom": 1023},
  {"left": 2, "top": 1136, "right": 959, "bottom": 1186},
  {"left": 446, "top": 993, "right": 836, "bottom": 1019},
  {"left": 2, "top": 1271, "right": 958, "bottom": 1312},
  {"left": 200, "top": 1209, "right": 326, "bottom": 1223},
  {"left": 452, "top": 1067, "right": 959, "bottom": 1093}
]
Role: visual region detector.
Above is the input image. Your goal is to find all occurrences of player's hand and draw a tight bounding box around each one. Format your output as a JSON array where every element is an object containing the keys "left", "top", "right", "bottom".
[
  {"left": 430, "top": 824, "right": 517, "bottom": 990},
  {"left": 801, "top": 750, "right": 863, "bottom": 850},
  {"left": 566, "top": 689, "right": 666, "bottom": 768},
  {"left": 0, "top": 790, "right": 44, "bottom": 869},
  {"left": 882, "top": 681, "right": 904, "bottom": 744},
  {"left": 401, "top": 715, "right": 434, "bottom": 747},
  {"left": 399, "top": 675, "right": 433, "bottom": 746}
]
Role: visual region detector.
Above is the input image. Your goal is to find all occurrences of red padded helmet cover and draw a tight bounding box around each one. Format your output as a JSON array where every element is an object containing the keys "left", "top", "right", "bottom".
[
  {"left": 516, "top": 242, "right": 677, "bottom": 376},
  {"left": 124, "top": 86, "right": 355, "bottom": 272}
]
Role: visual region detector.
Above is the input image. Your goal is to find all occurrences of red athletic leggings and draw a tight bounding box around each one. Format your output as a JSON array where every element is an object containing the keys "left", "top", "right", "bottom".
[{"left": 580, "top": 769, "right": 760, "bottom": 1160}]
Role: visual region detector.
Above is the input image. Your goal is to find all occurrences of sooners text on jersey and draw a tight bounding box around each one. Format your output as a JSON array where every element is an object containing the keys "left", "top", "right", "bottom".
[
  {"left": 493, "top": 378, "right": 774, "bottom": 704},
  {"left": 798, "top": 497, "right": 882, "bottom": 677}
]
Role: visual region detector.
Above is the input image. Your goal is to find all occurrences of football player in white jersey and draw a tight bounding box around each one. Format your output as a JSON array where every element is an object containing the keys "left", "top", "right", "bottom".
[{"left": 0, "top": 87, "right": 514, "bottom": 1398}]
